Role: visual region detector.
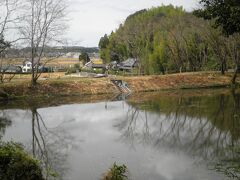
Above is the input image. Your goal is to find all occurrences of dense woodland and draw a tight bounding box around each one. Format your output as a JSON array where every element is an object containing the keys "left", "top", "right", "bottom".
[{"left": 99, "top": 5, "right": 240, "bottom": 76}]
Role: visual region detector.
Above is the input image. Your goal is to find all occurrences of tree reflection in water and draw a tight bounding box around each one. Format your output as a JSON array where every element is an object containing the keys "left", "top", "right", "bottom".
[
  {"left": 0, "top": 111, "right": 12, "bottom": 140},
  {"left": 115, "top": 91, "right": 240, "bottom": 179},
  {"left": 29, "top": 107, "right": 77, "bottom": 180}
]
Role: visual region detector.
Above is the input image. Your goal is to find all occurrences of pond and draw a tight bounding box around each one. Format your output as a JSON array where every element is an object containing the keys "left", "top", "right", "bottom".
[{"left": 0, "top": 89, "right": 240, "bottom": 180}]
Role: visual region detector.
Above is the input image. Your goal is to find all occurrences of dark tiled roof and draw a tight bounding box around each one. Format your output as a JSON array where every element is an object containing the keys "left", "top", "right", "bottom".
[
  {"left": 0, "top": 65, "right": 22, "bottom": 72},
  {"left": 119, "top": 58, "right": 137, "bottom": 67}
]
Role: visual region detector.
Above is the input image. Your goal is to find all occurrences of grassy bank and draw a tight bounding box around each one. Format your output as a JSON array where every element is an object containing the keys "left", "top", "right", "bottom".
[
  {"left": 122, "top": 72, "right": 239, "bottom": 92},
  {"left": 0, "top": 72, "right": 239, "bottom": 100}
]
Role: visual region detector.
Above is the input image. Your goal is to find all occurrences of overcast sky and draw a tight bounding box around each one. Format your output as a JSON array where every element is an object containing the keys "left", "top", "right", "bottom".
[{"left": 67, "top": 0, "right": 199, "bottom": 47}]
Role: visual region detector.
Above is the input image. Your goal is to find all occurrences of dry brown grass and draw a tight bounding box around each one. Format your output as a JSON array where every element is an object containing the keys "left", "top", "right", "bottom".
[
  {"left": 10, "top": 72, "right": 66, "bottom": 81},
  {"left": 46, "top": 57, "right": 79, "bottom": 66},
  {"left": 1, "top": 57, "right": 80, "bottom": 67},
  {"left": 122, "top": 72, "right": 238, "bottom": 92},
  {"left": 0, "top": 72, "right": 239, "bottom": 99},
  {"left": 1, "top": 76, "right": 117, "bottom": 98}
]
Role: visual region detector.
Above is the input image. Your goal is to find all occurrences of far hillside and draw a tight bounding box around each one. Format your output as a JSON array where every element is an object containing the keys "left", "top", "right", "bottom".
[
  {"left": 5, "top": 46, "right": 99, "bottom": 59},
  {"left": 99, "top": 5, "right": 239, "bottom": 75},
  {"left": 2, "top": 46, "right": 99, "bottom": 68}
]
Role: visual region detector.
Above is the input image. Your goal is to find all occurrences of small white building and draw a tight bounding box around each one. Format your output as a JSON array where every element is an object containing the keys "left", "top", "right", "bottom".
[{"left": 22, "top": 61, "right": 32, "bottom": 73}]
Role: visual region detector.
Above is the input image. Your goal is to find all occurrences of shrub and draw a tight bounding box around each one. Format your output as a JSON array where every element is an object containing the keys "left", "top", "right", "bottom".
[
  {"left": 0, "top": 142, "right": 44, "bottom": 180},
  {"left": 102, "top": 162, "right": 128, "bottom": 180}
]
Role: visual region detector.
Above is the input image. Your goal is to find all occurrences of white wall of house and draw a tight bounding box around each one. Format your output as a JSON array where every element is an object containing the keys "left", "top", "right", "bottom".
[{"left": 22, "top": 61, "right": 32, "bottom": 73}]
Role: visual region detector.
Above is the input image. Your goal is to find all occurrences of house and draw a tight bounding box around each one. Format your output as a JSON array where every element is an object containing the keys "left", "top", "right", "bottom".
[
  {"left": 118, "top": 58, "right": 138, "bottom": 71},
  {"left": 0, "top": 65, "right": 22, "bottom": 73},
  {"left": 22, "top": 61, "right": 32, "bottom": 73},
  {"left": 109, "top": 61, "right": 118, "bottom": 70},
  {"left": 21, "top": 60, "right": 47, "bottom": 73},
  {"left": 83, "top": 59, "right": 106, "bottom": 70}
]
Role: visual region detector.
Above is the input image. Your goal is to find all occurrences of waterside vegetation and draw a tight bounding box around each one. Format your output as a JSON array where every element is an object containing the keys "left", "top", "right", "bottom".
[{"left": 0, "top": 142, "right": 44, "bottom": 180}]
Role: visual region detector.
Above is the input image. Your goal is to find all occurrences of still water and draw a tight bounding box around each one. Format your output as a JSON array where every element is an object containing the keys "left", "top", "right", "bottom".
[{"left": 0, "top": 90, "right": 240, "bottom": 180}]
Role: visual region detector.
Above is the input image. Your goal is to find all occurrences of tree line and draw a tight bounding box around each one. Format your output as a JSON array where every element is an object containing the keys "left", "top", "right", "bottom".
[{"left": 99, "top": 4, "right": 240, "bottom": 83}]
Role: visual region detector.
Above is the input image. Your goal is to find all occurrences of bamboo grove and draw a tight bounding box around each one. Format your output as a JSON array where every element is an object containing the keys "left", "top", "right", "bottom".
[{"left": 99, "top": 5, "right": 240, "bottom": 77}]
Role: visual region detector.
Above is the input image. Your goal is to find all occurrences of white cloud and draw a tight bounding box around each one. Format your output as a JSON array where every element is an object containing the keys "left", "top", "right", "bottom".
[{"left": 67, "top": 0, "right": 199, "bottom": 47}]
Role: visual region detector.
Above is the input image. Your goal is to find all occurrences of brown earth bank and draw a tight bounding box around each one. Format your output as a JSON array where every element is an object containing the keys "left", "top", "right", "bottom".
[
  {"left": 0, "top": 72, "right": 239, "bottom": 100},
  {"left": 1, "top": 88, "right": 239, "bottom": 110},
  {"left": 122, "top": 72, "right": 239, "bottom": 92}
]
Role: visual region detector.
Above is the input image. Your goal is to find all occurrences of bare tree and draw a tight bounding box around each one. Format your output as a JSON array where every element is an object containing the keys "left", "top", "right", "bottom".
[
  {"left": 202, "top": 25, "right": 229, "bottom": 74},
  {"left": 0, "top": 0, "right": 20, "bottom": 83},
  {"left": 0, "top": 0, "right": 18, "bottom": 42},
  {"left": 19, "top": 0, "right": 68, "bottom": 86}
]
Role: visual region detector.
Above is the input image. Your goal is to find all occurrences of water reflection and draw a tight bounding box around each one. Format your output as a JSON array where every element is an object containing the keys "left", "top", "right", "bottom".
[
  {"left": 29, "top": 106, "right": 81, "bottom": 180},
  {"left": 117, "top": 91, "right": 240, "bottom": 179},
  {"left": 0, "top": 90, "right": 239, "bottom": 179},
  {"left": 0, "top": 105, "right": 77, "bottom": 180},
  {"left": 0, "top": 111, "right": 11, "bottom": 139}
]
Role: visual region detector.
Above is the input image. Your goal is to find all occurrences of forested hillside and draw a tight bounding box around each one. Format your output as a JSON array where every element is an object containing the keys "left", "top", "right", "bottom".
[{"left": 99, "top": 5, "right": 239, "bottom": 75}]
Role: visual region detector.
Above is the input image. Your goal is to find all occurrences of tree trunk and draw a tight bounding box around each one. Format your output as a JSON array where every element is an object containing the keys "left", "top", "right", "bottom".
[
  {"left": 31, "top": 77, "right": 37, "bottom": 87},
  {"left": 179, "top": 66, "right": 182, "bottom": 73},
  {"left": 231, "top": 66, "right": 238, "bottom": 85},
  {"left": 0, "top": 89, "right": 8, "bottom": 100},
  {"left": 221, "top": 62, "right": 225, "bottom": 75}
]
